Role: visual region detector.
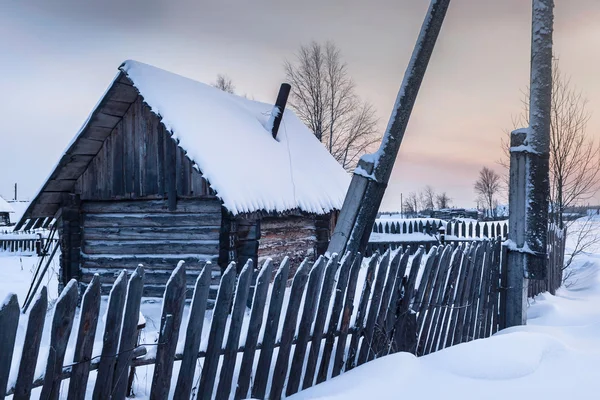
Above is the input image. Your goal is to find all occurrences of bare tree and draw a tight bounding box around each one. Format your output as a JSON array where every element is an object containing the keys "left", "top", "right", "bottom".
[
  {"left": 500, "top": 59, "right": 600, "bottom": 228},
  {"left": 421, "top": 186, "right": 436, "bottom": 210},
  {"left": 474, "top": 167, "right": 501, "bottom": 217},
  {"left": 212, "top": 74, "right": 235, "bottom": 94},
  {"left": 436, "top": 192, "right": 451, "bottom": 209},
  {"left": 284, "top": 41, "right": 380, "bottom": 170},
  {"left": 403, "top": 192, "right": 420, "bottom": 215}
]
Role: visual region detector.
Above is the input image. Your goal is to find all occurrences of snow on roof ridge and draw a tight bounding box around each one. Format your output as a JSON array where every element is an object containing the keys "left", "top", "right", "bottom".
[
  {"left": 119, "top": 60, "right": 350, "bottom": 215},
  {"left": 0, "top": 196, "right": 14, "bottom": 213}
]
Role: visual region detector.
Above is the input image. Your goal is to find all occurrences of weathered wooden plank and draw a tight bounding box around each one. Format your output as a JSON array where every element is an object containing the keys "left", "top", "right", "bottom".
[
  {"left": 173, "top": 264, "right": 211, "bottom": 399},
  {"left": 477, "top": 241, "right": 495, "bottom": 339},
  {"left": 357, "top": 250, "right": 390, "bottom": 365},
  {"left": 414, "top": 247, "right": 439, "bottom": 319},
  {"left": 451, "top": 243, "right": 477, "bottom": 346},
  {"left": 13, "top": 287, "right": 48, "bottom": 400},
  {"left": 235, "top": 260, "right": 273, "bottom": 400},
  {"left": 197, "top": 264, "right": 236, "bottom": 400},
  {"left": 269, "top": 259, "right": 311, "bottom": 400},
  {"left": 82, "top": 199, "right": 220, "bottom": 214},
  {"left": 303, "top": 255, "right": 339, "bottom": 390},
  {"left": 432, "top": 246, "right": 463, "bottom": 352},
  {"left": 485, "top": 240, "right": 502, "bottom": 336},
  {"left": 286, "top": 257, "right": 327, "bottom": 396},
  {"left": 67, "top": 275, "right": 101, "bottom": 400},
  {"left": 376, "top": 249, "right": 404, "bottom": 331},
  {"left": 216, "top": 260, "right": 253, "bottom": 398},
  {"left": 82, "top": 225, "right": 220, "bottom": 241},
  {"left": 165, "top": 135, "right": 177, "bottom": 211},
  {"left": 81, "top": 256, "right": 216, "bottom": 270},
  {"left": 251, "top": 257, "right": 290, "bottom": 399},
  {"left": 346, "top": 255, "right": 378, "bottom": 371},
  {"left": 82, "top": 239, "right": 219, "bottom": 255},
  {"left": 93, "top": 271, "right": 127, "bottom": 400},
  {"left": 384, "top": 249, "right": 411, "bottom": 335},
  {"left": 40, "top": 280, "right": 78, "bottom": 400},
  {"left": 464, "top": 242, "right": 486, "bottom": 342},
  {"left": 150, "top": 264, "right": 187, "bottom": 400},
  {"left": 83, "top": 213, "right": 221, "bottom": 228},
  {"left": 0, "top": 294, "right": 19, "bottom": 399},
  {"left": 112, "top": 267, "right": 145, "bottom": 399},
  {"left": 444, "top": 244, "right": 470, "bottom": 348},
  {"left": 331, "top": 255, "right": 362, "bottom": 378},
  {"left": 316, "top": 252, "right": 352, "bottom": 384},
  {"left": 420, "top": 246, "right": 452, "bottom": 355}
]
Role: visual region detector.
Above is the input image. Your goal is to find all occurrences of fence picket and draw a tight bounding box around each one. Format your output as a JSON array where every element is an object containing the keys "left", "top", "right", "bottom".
[
  {"left": 40, "top": 280, "right": 78, "bottom": 400},
  {"left": 251, "top": 258, "right": 290, "bottom": 399},
  {"left": 464, "top": 242, "right": 486, "bottom": 342},
  {"left": 13, "top": 287, "right": 47, "bottom": 400},
  {"left": 216, "top": 260, "right": 253, "bottom": 399},
  {"left": 112, "top": 266, "right": 145, "bottom": 400},
  {"left": 422, "top": 246, "right": 452, "bottom": 355},
  {"left": 150, "top": 263, "right": 187, "bottom": 400},
  {"left": 433, "top": 246, "right": 463, "bottom": 352},
  {"left": 235, "top": 259, "right": 273, "bottom": 400},
  {"left": 384, "top": 249, "right": 411, "bottom": 335},
  {"left": 393, "top": 248, "right": 423, "bottom": 353},
  {"left": 270, "top": 259, "right": 311, "bottom": 400},
  {"left": 93, "top": 270, "right": 127, "bottom": 400},
  {"left": 303, "top": 255, "right": 339, "bottom": 390},
  {"left": 198, "top": 263, "right": 236, "bottom": 400},
  {"left": 0, "top": 293, "right": 19, "bottom": 399},
  {"left": 67, "top": 275, "right": 101, "bottom": 400},
  {"left": 376, "top": 249, "right": 403, "bottom": 336},
  {"left": 452, "top": 244, "right": 477, "bottom": 345},
  {"left": 332, "top": 255, "right": 362, "bottom": 378},
  {"left": 445, "top": 245, "right": 469, "bottom": 348}
]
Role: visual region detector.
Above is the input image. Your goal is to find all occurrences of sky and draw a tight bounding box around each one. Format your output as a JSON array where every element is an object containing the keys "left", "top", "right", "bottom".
[{"left": 1, "top": 0, "right": 600, "bottom": 211}]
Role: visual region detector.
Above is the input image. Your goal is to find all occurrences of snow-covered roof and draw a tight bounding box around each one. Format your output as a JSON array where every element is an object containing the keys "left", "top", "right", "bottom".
[
  {"left": 120, "top": 60, "right": 350, "bottom": 215},
  {"left": 0, "top": 197, "right": 14, "bottom": 213}
]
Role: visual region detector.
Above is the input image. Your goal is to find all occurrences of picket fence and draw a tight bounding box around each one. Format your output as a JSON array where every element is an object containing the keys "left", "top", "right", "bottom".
[
  {"left": 372, "top": 219, "right": 509, "bottom": 239},
  {"left": 0, "top": 230, "right": 565, "bottom": 400},
  {"left": 0, "top": 230, "right": 56, "bottom": 256}
]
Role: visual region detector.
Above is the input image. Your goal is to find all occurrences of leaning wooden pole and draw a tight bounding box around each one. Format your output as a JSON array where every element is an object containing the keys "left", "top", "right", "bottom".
[
  {"left": 327, "top": 0, "right": 451, "bottom": 256},
  {"left": 505, "top": 0, "right": 554, "bottom": 327}
]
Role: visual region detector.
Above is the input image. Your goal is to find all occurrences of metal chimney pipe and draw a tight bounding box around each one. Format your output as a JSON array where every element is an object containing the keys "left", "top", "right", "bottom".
[{"left": 271, "top": 83, "right": 291, "bottom": 139}]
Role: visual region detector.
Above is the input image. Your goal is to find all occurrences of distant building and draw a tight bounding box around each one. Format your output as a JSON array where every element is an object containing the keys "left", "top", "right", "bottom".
[{"left": 0, "top": 196, "right": 14, "bottom": 226}]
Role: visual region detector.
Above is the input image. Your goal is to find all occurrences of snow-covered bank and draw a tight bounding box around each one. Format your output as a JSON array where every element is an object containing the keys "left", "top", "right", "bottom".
[{"left": 290, "top": 222, "right": 600, "bottom": 400}]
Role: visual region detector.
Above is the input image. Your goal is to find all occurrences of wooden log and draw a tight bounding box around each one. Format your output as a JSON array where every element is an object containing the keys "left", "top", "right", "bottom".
[
  {"left": 197, "top": 263, "right": 236, "bottom": 400},
  {"left": 93, "top": 271, "right": 127, "bottom": 400},
  {"left": 82, "top": 240, "right": 219, "bottom": 255},
  {"left": 317, "top": 253, "right": 353, "bottom": 383},
  {"left": 82, "top": 226, "right": 220, "bottom": 241},
  {"left": 452, "top": 244, "right": 478, "bottom": 345},
  {"left": 112, "top": 267, "right": 145, "bottom": 400},
  {"left": 346, "top": 255, "right": 378, "bottom": 371},
  {"left": 173, "top": 265, "right": 211, "bottom": 400},
  {"left": 67, "top": 275, "right": 101, "bottom": 400},
  {"left": 40, "top": 280, "right": 78, "bottom": 400},
  {"left": 235, "top": 260, "right": 273, "bottom": 400},
  {"left": 82, "top": 213, "right": 221, "bottom": 228},
  {"left": 251, "top": 258, "right": 290, "bottom": 399},
  {"left": 286, "top": 257, "right": 326, "bottom": 396},
  {"left": 432, "top": 246, "right": 463, "bottom": 352},
  {"left": 269, "top": 259, "right": 311, "bottom": 400},
  {"left": 303, "top": 255, "right": 339, "bottom": 390},
  {"left": 357, "top": 251, "right": 390, "bottom": 365},
  {"left": 82, "top": 199, "right": 221, "bottom": 214},
  {"left": 0, "top": 294, "right": 19, "bottom": 399},
  {"left": 150, "top": 264, "right": 187, "bottom": 400},
  {"left": 13, "top": 287, "right": 48, "bottom": 400},
  {"left": 216, "top": 261, "right": 253, "bottom": 398}
]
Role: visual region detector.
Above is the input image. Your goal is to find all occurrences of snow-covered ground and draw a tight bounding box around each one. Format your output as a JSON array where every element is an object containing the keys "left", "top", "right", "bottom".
[{"left": 290, "top": 219, "right": 600, "bottom": 400}]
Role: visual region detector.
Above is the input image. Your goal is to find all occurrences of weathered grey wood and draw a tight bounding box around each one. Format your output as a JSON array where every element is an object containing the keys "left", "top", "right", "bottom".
[
  {"left": 83, "top": 213, "right": 221, "bottom": 228},
  {"left": 357, "top": 250, "right": 390, "bottom": 365},
  {"left": 464, "top": 242, "right": 487, "bottom": 342},
  {"left": 82, "top": 239, "right": 219, "bottom": 255},
  {"left": 421, "top": 246, "right": 452, "bottom": 355},
  {"left": 286, "top": 257, "right": 327, "bottom": 396},
  {"left": 384, "top": 249, "right": 411, "bottom": 334},
  {"left": 173, "top": 265, "right": 211, "bottom": 400},
  {"left": 0, "top": 294, "right": 19, "bottom": 399},
  {"left": 269, "top": 260, "right": 311, "bottom": 400},
  {"left": 14, "top": 287, "right": 48, "bottom": 400},
  {"left": 332, "top": 255, "right": 362, "bottom": 378},
  {"left": 67, "top": 275, "right": 101, "bottom": 400},
  {"left": 150, "top": 264, "right": 187, "bottom": 400},
  {"left": 317, "top": 253, "right": 353, "bottom": 384},
  {"left": 346, "top": 255, "right": 378, "bottom": 371},
  {"left": 376, "top": 249, "right": 404, "bottom": 330},
  {"left": 112, "top": 267, "right": 145, "bottom": 400},
  {"left": 445, "top": 244, "right": 470, "bottom": 347},
  {"left": 489, "top": 240, "right": 503, "bottom": 334},
  {"left": 251, "top": 258, "right": 290, "bottom": 399},
  {"left": 392, "top": 248, "right": 423, "bottom": 354},
  {"left": 93, "top": 271, "right": 127, "bottom": 400},
  {"left": 235, "top": 260, "right": 273, "bottom": 400},
  {"left": 414, "top": 247, "right": 438, "bottom": 318},
  {"left": 82, "top": 199, "right": 220, "bottom": 214},
  {"left": 303, "top": 255, "right": 339, "bottom": 390},
  {"left": 198, "top": 263, "right": 236, "bottom": 400},
  {"left": 452, "top": 244, "right": 478, "bottom": 345},
  {"left": 432, "top": 246, "right": 463, "bottom": 352},
  {"left": 477, "top": 242, "right": 494, "bottom": 339},
  {"left": 82, "top": 226, "right": 220, "bottom": 241},
  {"left": 216, "top": 260, "right": 253, "bottom": 398},
  {"left": 40, "top": 280, "right": 78, "bottom": 400}
]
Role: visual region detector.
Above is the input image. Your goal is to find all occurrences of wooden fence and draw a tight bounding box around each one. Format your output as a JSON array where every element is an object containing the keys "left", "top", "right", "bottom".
[
  {"left": 0, "top": 230, "right": 565, "bottom": 399},
  {"left": 372, "top": 219, "right": 508, "bottom": 239},
  {"left": 0, "top": 230, "right": 56, "bottom": 255}
]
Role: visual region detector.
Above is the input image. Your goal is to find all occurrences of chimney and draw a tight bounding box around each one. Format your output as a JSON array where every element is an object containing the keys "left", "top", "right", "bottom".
[{"left": 270, "top": 83, "right": 291, "bottom": 139}]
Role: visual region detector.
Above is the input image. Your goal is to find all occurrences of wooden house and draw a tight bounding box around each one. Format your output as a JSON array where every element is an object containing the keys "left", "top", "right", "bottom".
[
  {"left": 17, "top": 60, "right": 350, "bottom": 295},
  {"left": 0, "top": 196, "right": 14, "bottom": 226}
]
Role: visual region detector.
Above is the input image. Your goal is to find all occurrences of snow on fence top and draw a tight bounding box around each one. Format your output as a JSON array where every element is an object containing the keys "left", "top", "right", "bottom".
[
  {"left": 0, "top": 197, "right": 14, "bottom": 213},
  {"left": 120, "top": 60, "right": 350, "bottom": 215}
]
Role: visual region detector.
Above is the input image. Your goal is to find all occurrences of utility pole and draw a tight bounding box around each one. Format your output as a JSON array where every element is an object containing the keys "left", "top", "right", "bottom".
[
  {"left": 327, "top": 0, "right": 451, "bottom": 256},
  {"left": 505, "top": 0, "right": 554, "bottom": 327},
  {"left": 14, "top": 183, "right": 17, "bottom": 201}
]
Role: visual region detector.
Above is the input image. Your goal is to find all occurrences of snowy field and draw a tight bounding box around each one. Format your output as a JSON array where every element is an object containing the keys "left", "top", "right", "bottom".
[{"left": 290, "top": 219, "right": 600, "bottom": 400}]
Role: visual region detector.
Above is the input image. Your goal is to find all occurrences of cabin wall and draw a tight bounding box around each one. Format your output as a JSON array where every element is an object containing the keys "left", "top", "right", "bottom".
[
  {"left": 78, "top": 199, "right": 221, "bottom": 296},
  {"left": 58, "top": 195, "right": 82, "bottom": 291}
]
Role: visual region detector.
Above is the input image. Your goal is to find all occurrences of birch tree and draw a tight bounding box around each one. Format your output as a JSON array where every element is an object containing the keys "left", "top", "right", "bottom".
[
  {"left": 212, "top": 74, "right": 235, "bottom": 94},
  {"left": 474, "top": 167, "right": 501, "bottom": 217}
]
